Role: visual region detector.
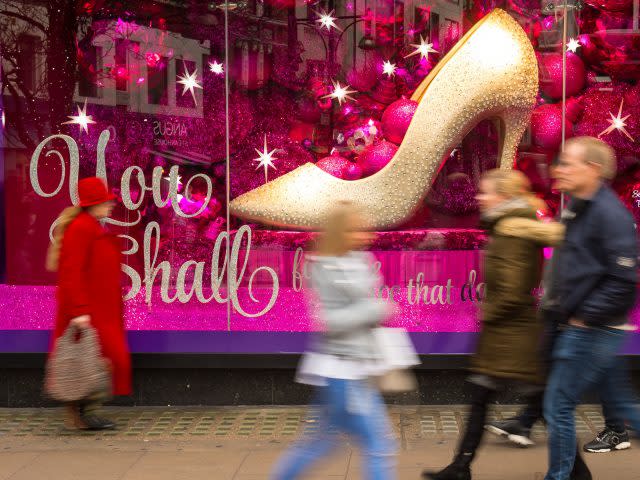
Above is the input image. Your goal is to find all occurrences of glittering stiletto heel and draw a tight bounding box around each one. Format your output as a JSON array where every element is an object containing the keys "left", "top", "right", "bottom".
[
  {"left": 230, "top": 9, "right": 538, "bottom": 230},
  {"left": 497, "top": 107, "right": 533, "bottom": 170}
]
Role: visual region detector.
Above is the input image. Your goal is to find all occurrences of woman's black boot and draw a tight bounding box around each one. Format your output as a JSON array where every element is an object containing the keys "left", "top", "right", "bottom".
[
  {"left": 570, "top": 450, "right": 592, "bottom": 480},
  {"left": 422, "top": 453, "right": 472, "bottom": 480}
]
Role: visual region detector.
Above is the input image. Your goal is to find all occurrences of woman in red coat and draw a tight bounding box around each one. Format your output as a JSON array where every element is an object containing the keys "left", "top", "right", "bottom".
[{"left": 48, "top": 177, "right": 131, "bottom": 430}]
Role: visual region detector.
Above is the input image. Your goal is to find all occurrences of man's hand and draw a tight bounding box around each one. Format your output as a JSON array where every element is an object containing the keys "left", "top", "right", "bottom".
[
  {"left": 70, "top": 315, "right": 91, "bottom": 329},
  {"left": 569, "top": 318, "right": 587, "bottom": 328}
]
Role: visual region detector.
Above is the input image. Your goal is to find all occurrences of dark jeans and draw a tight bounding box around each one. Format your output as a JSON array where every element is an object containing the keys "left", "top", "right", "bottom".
[
  {"left": 517, "top": 322, "right": 626, "bottom": 433},
  {"left": 543, "top": 326, "right": 628, "bottom": 480}
]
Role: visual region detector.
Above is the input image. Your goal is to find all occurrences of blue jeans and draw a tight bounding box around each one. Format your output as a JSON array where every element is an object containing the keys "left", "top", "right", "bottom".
[
  {"left": 518, "top": 321, "right": 626, "bottom": 433},
  {"left": 543, "top": 327, "right": 635, "bottom": 480},
  {"left": 600, "top": 356, "right": 640, "bottom": 434},
  {"left": 271, "top": 378, "right": 397, "bottom": 480}
]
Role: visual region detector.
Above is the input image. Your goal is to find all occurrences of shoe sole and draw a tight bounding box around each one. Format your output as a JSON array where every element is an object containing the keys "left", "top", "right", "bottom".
[
  {"left": 584, "top": 441, "right": 631, "bottom": 453},
  {"left": 507, "top": 433, "right": 535, "bottom": 447},
  {"left": 484, "top": 426, "right": 534, "bottom": 447}
]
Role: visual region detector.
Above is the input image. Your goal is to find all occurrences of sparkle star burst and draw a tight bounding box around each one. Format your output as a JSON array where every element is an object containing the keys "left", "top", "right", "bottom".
[
  {"left": 382, "top": 60, "right": 397, "bottom": 77},
  {"left": 177, "top": 66, "right": 203, "bottom": 105},
  {"left": 566, "top": 38, "right": 581, "bottom": 53},
  {"left": 209, "top": 60, "right": 224, "bottom": 75},
  {"left": 63, "top": 99, "right": 96, "bottom": 135},
  {"left": 323, "top": 80, "right": 357, "bottom": 105},
  {"left": 404, "top": 35, "right": 437, "bottom": 60},
  {"left": 253, "top": 135, "right": 278, "bottom": 183},
  {"left": 598, "top": 99, "right": 634, "bottom": 142},
  {"left": 315, "top": 9, "right": 341, "bottom": 31}
]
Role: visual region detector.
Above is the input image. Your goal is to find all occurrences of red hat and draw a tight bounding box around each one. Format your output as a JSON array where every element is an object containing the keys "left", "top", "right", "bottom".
[{"left": 78, "top": 177, "right": 116, "bottom": 207}]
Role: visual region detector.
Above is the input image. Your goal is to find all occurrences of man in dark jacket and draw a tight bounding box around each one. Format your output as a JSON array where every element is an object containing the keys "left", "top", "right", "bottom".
[{"left": 543, "top": 137, "right": 640, "bottom": 480}]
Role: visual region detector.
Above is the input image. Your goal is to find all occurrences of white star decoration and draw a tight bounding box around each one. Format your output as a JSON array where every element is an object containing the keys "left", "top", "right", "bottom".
[
  {"left": 253, "top": 135, "right": 278, "bottom": 183},
  {"left": 566, "top": 38, "right": 581, "bottom": 53},
  {"left": 209, "top": 60, "right": 224, "bottom": 75},
  {"left": 63, "top": 99, "right": 96, "bottom": 134},
  {"left": 598, "top": 99, "right": 634, "bottom": 142},
  {"left": 177, "top": 66, "right": 203, "bottom": 105},
  {"left": 405, "top": 35, "right": 437, "bottom": 60},
  {"left": 323, "top": 80, "right": 357, "bottom": 105},
  {"left": 315, "top": 9, "right": 341, "bottom": 32},
  {"left": 382, "top": 60, "right": 397, "bottom": 77}
]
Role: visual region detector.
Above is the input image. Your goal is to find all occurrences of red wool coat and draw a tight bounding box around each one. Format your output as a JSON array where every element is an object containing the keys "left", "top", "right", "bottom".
[{"left": 53, "top": 212, "right": 132, "bottom": 396}]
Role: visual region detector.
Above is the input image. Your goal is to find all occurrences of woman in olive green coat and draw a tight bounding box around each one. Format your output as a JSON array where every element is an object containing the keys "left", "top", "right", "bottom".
[{"left": 424, "top": 170, "right": 564, "bottom": 480}]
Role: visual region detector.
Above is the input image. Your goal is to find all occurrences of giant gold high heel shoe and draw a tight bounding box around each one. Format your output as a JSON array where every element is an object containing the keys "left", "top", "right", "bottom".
[{"left": 230, "top": 9, "right": 538, "bottom": 230}]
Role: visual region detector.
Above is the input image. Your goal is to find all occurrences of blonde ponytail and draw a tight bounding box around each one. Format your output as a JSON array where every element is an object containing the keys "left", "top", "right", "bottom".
[{"left": 45, "top": 207, "right": 83, "bottom": 272}]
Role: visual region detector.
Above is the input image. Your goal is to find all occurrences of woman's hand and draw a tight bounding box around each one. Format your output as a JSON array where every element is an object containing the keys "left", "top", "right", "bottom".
[{"left": 70, "top": 315, "right": 91, "bottom": 329}]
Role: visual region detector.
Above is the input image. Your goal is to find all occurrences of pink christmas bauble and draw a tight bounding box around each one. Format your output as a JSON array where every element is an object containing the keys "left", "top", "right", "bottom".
[
  {"left": 539, "top": 52, "right": 586, "bottom": 100},
  {"left": 345, "top": 162, "right": 363, "bottom": 180},
  {"left": 530, "top": 104, "right": 573, "bottom": 151},
  {"left": 381, "top": 98, "right": 418, "bottom": 145},
  {"left": 316, "top": 154, "right": 352, "bottom": 179},
  {"left": 357, "top": 141, "right": 398, "bottom": 177}
]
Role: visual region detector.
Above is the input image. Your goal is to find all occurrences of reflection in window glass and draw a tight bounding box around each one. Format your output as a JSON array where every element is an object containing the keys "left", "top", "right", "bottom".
[
  {"left": 148, "top": 57, "right": 169, "bottom": 106},
  {"left": 0, "top": 0, "right": 638, "bottom": 346}
]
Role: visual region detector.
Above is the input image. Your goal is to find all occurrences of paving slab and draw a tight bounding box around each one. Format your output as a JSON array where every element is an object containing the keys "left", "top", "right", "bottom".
[{"left": 0, "top": 405, "right": 637, "bottom": 480}]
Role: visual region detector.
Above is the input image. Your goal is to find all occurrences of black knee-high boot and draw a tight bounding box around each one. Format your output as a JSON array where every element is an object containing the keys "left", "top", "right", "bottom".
[
  {"left": 422, "top": 383, "right": 493, "bottom": 480},
  {"left": 571, "top": 449, "right": 592, "bottom": 480},
  {"left": 422, "top": 453, "right": 472, "bottom": 480}
]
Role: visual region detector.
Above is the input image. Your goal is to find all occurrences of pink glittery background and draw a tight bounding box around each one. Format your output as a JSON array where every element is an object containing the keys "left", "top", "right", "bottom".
[{"left": 2, "top": 248, "right": 639, "bottom": 333}]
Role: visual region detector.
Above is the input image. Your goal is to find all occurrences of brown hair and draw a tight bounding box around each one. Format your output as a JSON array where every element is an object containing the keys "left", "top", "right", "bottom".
[
  {"left": 482, "top": 169, "right": 546, "bottom": 212},
  {"left": 315, "top": 201, "right": 360, "bottom": 257},
  {"left": 565, "top": 136, "right": 617, "bottom": 180},
  {"left": 45, "top": 206, "right": 83, "bottom": 272}
]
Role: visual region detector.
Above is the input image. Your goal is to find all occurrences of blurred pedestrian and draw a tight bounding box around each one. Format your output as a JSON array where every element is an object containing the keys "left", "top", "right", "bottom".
[
  {"left": 271, "top": 201, "right": 397, "bottom": 480},
  {"left": 47, "top": 177, "right": 131, "bottom": 430},
  {"left": 542, "top": 137, "right": 640, "bottom": 480},
  {"left": 423, "top": 169, "right": 564, "bottom": 480}
]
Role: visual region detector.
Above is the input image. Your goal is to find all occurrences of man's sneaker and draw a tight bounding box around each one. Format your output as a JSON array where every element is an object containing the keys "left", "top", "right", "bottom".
[
  {"left": 485, "top": 419, "right": 535, "bottom": 447},
  {"left": 583, "top": 428, "right": 631, "bottom": 453}
]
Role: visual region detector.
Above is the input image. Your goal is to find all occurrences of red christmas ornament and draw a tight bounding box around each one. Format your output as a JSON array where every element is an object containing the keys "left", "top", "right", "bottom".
[
  {"left": 316, "top": 153, "right": 352, "bottom": 179},
  {"left": 345, "top": 162, "right": 363, "bottom": 180},
  {"left": 371, "top": 77, "right": 398, "bottom": 106},
  {"left": 539, "top": 52, "right": 586, "bottom": 100},
  {"left": 357, "top": 140, "right": 398, "bottom": 177},
  {"left": 381, "top": 97, "right": 418, "bottom": 145},
  {"left": 579, "top": 34, "right": 607, "bottom": 71},
  {"left": 565, "top": 96, "right": 585, "bottom": 123},
  {"left": 530, "top": 103, "right": 573, "bottom": 151}
]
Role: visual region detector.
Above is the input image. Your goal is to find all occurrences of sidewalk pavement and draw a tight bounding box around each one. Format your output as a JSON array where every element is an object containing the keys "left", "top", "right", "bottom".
[{"left": 0, "top": 405, "right": 637, "bottom": 480}]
